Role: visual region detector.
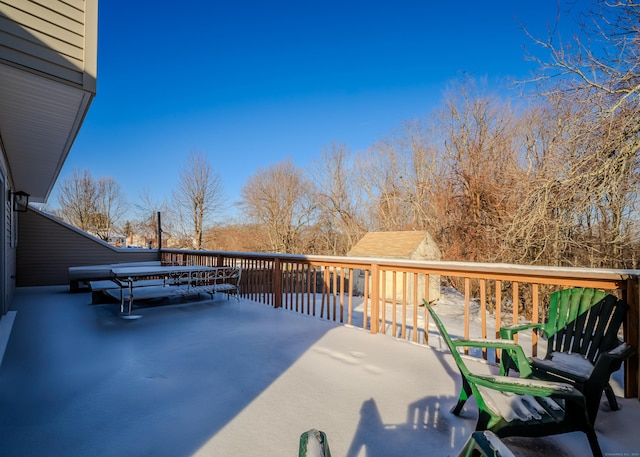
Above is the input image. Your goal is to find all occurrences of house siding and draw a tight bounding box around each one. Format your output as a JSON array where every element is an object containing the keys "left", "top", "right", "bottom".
[
  {"left": 0, "top": 0, "right": 97, "bottom": 90},
  {"left": 0, "top": 144, "right": 13, "bottom": 315},
  {"left": 17, "top": 208, "right": 158, "bottom": 287},
  {"left": 6, "top": 200, "right": 15, "bottom": 311}
]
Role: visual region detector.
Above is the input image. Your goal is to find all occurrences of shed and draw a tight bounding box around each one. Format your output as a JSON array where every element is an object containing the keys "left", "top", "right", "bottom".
[{"left": 347, "top": 231, "right": 441, "bottom": 303}]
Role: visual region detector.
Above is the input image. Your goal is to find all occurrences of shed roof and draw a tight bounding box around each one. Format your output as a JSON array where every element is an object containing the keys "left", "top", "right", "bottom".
[{"left": 348, "top": 231, "right": 434, "bottom": 258}]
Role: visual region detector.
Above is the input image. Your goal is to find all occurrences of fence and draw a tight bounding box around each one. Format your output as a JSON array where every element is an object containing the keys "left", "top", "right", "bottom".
[{"left": 161, "top": 248, "right": 639, "bottom": 398}]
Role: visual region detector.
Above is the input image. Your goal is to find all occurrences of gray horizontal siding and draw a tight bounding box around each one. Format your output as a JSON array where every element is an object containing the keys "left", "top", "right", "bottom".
[
  {"left": 0, "top": 0, "right": 96, "bottom": 89},
  {"left": 6, "top": 200, "right": 15, "bottom": 312},
  {"left": 17, "top": 208, "right": 159, "bottom": 287}
]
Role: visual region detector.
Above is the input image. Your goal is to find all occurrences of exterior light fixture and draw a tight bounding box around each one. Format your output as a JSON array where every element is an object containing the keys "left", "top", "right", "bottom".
[{"left": 11, "top": 190, "right": 29, "bottom": 212}]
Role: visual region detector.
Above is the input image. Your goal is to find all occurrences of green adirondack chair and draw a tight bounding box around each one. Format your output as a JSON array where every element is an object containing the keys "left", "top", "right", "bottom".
[
  {"left": 298, "top": 429, "right": 332, "bottom": 457},
  {"left": 499, "top": 288, "right": 633, "bottom": 419},
  {"left": 457, "top": 431, "right": 516, "bottom": 457},
  {"left": 425, "top": 301, "right": 602, "bottom": 457}
]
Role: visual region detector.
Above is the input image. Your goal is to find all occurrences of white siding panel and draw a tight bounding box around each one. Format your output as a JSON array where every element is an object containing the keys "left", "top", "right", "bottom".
[
  {"left": 30, "top": 0, "right": 85, "bottom": 24},
  {"left": 0, "top": 32, "right": 83, "bottom": 74},
  {"left": 0, "top": 15, "right": 83, "bottom": 61},
  {"left": 0, "top": 43, "right": 83, "bottom": 82},
  {"left": 0, "top": 31, "right": 83, "bottom": 72},
  {"left": 0, "top": 2, "right": 84, "bottom": 45},
  {"left": 58, "top": 0, "right": 85, "bottom": 13},
  {"left": 0, "top": 0, "right": 96, "bottom": 88}
]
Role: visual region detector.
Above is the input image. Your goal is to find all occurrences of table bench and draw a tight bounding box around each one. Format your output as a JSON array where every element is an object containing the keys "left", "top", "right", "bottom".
[
  {"left": 69, "top": 261, "right": 162, "bottom": 291},
  {"left": 98, "top": 265, "right": 242, "bottom": 318}
]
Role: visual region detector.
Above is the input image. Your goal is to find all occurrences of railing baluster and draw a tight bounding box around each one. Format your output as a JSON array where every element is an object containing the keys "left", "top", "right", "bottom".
[
  {"left": 347, "top": 268, "right": 353, "bottom": 325},
  {"left": 363, "top": 269, "right": 369, "bottom": 330},
  {"left": 401, "top": 271, "right": 407, "bottom": 340},
  {"left": 464, "top": 277, "right": 470, "bottom": 355},
  {"left": 532, "top": 283, "right": 539, "bottom": 357},
  {"left": 512, "top": 281, "right": 519, "bottom": 343},
  {"left": 392, "top": 271, "right": 397, "bottom": 338},
  {"left": 332, "top": 267, "right": 338, "bottom": 321},
  {"left": 312, "top": 265, "right": 317, "bottom": 316},
  {"left": 159, "top": 248, "right": 637, "bottom": 399},
  {"left": 321, "top": 267, "right": 327, "bottom": 319},
  {"left": 380, "top": 269, "right": 387, "bottom": 335},
  {"left": 412, "top": 272, "right": 418, "bottom": 343},
  {"left": 296, "top": 263, "right": 300, "bottom": 312},
  {"left": 495, "top": 280, "right": 502, "bottom": 339},
  {"left": 371, "top": 264, "right": 380, "bottom": 334},
  {"left": 423, "top": 273, "right": 429, "bottom": 345},
  {"left": 480, "top": 279, "right": 486, "bottom": 359}
]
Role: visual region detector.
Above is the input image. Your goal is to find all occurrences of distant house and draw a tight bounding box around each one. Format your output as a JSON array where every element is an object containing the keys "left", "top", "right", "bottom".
[{"left": 347, "top": 231, "right": 442, "bottom": 303}]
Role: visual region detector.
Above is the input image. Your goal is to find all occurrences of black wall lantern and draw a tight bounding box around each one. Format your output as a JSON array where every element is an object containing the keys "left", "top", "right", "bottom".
[{"left": 11, "top": 190, "right": 30, "bottom": 212}]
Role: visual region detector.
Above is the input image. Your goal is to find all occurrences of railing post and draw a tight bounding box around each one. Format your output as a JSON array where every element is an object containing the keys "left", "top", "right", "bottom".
[
  {"left": 625, "top": 277, "right": 639, "bottom": 399},
  {"left": 273, "top": 258, "right": 283, "bottom": 309},
  {"left": 370, "top": 263, "right": 379, "bottom": 334}
]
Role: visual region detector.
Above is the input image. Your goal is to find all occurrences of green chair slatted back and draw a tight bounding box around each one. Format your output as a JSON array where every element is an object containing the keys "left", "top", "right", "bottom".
[
  {"left": 547, "top": 288, "right": 608, "bottom": 339},
  {"left": 535, "top": 293, "right": 631, "bottom": 418},
  {"left": 500, "top": 288, "right": 608, "bottom": 342},
  {"left": 549, "top": 293, "right": 627, "bottom": 363}
]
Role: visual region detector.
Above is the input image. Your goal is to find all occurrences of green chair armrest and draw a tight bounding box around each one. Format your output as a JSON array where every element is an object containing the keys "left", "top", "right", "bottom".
[
  {"left": 590, "top": 342, "right": 636, "bottom": 383},
  {"left": 468, "top": 373, "right": 582, "bottom": 398},
  {"left": 499, "top": 323, "right": 545, "bottom": 340},
  {"left": 452, "top": 338, "right": 533, "bottom": 378},
  {"left": 602, "top": 342, "right": 635, "bottom": 361}
]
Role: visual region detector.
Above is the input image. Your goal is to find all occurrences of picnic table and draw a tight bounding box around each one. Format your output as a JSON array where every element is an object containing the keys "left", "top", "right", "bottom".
[{"left": 108, "top": 265, "right": 239, "bottom": 319}]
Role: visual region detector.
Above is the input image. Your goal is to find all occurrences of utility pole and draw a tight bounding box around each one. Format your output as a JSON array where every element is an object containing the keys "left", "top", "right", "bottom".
[{"left": 157, "top": 211, "right": 162, "bottom": 260}]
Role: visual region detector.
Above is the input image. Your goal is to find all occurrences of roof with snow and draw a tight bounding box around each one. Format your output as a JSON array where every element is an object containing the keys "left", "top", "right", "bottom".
[{"left": 347, "top": 231, "right": 441, "bottom": 260}]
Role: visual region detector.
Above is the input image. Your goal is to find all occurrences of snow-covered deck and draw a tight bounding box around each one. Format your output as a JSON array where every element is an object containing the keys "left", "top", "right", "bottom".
[{"left": 0, "top": 286, "right": 638, "bottom": 456}]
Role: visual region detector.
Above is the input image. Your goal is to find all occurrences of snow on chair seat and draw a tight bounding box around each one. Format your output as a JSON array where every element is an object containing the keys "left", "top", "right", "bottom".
[
  {"left": 458, "top": 431, "right": 516, "bottom": 457},
  {"left": 425, "top": 300, "right": 604, "bottom": 457},
  {"left": 499, "top": 288, "right": 634, "bottom": 420}
]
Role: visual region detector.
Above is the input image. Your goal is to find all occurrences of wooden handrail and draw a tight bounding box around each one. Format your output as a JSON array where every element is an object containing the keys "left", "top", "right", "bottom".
[{"left": 160, "top": 248, "right": 639, "bottom": 399}]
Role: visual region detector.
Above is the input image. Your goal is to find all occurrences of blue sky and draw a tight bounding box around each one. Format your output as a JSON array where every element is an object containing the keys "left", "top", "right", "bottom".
[{"left": 53, "top": 1, "right": 584, "bottom": 221}]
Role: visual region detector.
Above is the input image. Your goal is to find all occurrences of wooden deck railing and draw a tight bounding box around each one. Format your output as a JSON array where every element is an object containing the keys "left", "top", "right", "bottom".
[{"left": 161, "top": 248, "right": 640, "bottom": 399}]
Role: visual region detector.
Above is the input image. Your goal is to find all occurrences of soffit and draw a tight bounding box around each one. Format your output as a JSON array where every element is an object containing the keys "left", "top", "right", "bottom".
[{"left": 0, "top": 63, "right": 92, "bottom": 202}]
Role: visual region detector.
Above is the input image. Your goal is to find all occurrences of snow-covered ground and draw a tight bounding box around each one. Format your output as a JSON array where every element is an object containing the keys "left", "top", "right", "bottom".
[{"left": 0, "top": 286, "right": 636, "bottom": 456}]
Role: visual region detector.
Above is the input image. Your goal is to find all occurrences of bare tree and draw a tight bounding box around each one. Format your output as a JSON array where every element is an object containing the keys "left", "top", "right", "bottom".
[
  {"left": 240, "top": 159, "right": 316, "bottom": 253},
  {"left": 360, "top": 137, "right": 413, "bottom": 232},
  {"left": 371, "top": 119, "right": 444, "bottom": 233},
  {"left": 132, "top": 189, "right": 169, "bottom": 248},
  {"left": 56, "top": 168, "right": 99, "bottom": 232},
  {"left": 173, "top": 151, "right": 225, "bottom": 250},
  {"left": 310, "top": 143, "right": 367, "bottom": 254},
  {"left": 512, "top": 0, "right": 640, "bottom": 268},
  {"left": 437, "top": 79, "right": 526, "bottom": 261},
  {"left": 93, "top": 177, "right": 128, "bottom": 241},
  {"left": 56, "top": 168, "right": 127, "bottom": 240}
]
